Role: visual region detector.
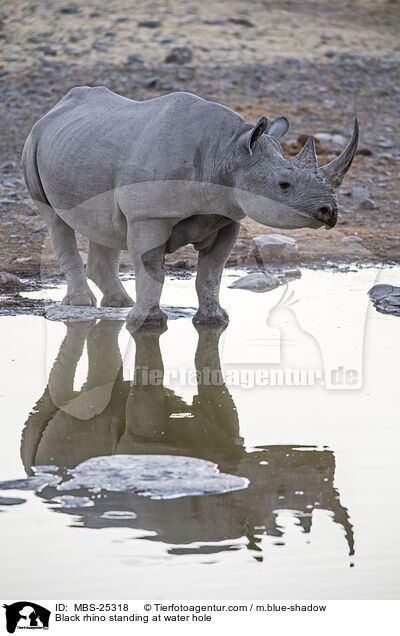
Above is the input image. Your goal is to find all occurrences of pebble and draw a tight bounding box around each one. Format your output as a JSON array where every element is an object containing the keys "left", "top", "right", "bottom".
[
  {"left": 138, "top": 20, "right": 162, "bottom": 28},
  {"left": 165, "top": 47, "right": 193, "bottom": 64},
  {"left": 360, "top": 198, "right": 377, "bottom": 210},
  {"left": 228, "top": 17, "right": 255, "bottom": 28},
  {"left": 0, "top": 271, "right": 22, "bottom": 289},
  {"left": 341, "top": 235, "right": 363, "bottom": 242}
]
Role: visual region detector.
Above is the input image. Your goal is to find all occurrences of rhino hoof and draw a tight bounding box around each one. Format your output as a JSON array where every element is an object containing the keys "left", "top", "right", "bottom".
[
  {"left": 126, "top": 305, "right": 168, "bottom": 330},
  {"left": 101, "top": 293, "right": 134, "bottom": 307},
  {"left": 193, "top": 307, "right": 229, "bottom": 325},
  {"left": 62, "top": 292, "right": 97, "bottom": 307}
]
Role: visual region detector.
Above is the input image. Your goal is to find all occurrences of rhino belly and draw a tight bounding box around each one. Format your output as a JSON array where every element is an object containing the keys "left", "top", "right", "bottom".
[{"left": 55, "top": 202, "right": 128, "bottom": 250}]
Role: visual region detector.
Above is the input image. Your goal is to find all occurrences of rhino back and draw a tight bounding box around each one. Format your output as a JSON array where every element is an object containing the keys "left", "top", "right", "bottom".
[{"left": 28, "top": 86, "right": 244, "bottom": 210}]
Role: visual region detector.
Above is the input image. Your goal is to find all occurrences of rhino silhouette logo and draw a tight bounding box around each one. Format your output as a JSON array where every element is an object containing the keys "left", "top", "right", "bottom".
[{"left": 3, "top": 602, "right": 50, "bottom": 633}]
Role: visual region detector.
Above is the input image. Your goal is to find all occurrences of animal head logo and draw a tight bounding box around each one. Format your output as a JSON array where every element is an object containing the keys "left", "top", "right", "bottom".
[
  {"left": 266, "top": 285, "right": 299, "bottom": 328},
  {"left": 3, "top": 602, "right": 50, "bottom": 634}
]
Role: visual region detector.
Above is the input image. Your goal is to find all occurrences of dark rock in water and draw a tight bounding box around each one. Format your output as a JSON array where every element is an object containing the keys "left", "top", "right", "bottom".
[
  {"left": 368, "top": 284, "right": 400, "bottom": 316},
  {"left": 165, "top": 47, "right": 193, "bottom": 64},
  {"left": 138, "top": 20, "right": 162, "bottom": 28},
  {"left": 0, "top": 474, "right": 61, "bottom": 491},
  {"left": 229, "top": 267, "right": 301, "bottom": 293},
  {"left": 229, "top": 272, "right": 280, "bottom": 293},
  {"left": 228, "top": 17, "right": 255, "bottom": 27},
  {"left": 0, "top": 496, "right": 26, "bottom": 506}
]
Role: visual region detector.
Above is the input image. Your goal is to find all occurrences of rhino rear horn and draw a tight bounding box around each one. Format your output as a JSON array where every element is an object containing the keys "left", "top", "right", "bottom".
[
  {"left": 318, "top": 119, "right": 359, "bottom": 189},
  {"left": 291, "top": 137, "right": 317, "bottom": 169}
]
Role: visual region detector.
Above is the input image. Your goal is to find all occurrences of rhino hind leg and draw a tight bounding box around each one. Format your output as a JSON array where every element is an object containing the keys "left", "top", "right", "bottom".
[
  {"left": 36, "top": 202, "right": 96, "bottom": 307},
  {"left": 87, "top": 241, "right": 133, "bottom": 307}
]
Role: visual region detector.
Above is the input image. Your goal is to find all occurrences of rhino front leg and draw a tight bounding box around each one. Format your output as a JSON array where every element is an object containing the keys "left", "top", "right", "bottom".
[
  {"left": 126, "top": 218, "right": 173, "bottom": 329},
  {"left": 37, "top": 203, "right": 96, "bottom": 306},
  {"left": 87, "top": 241, "right": 133, "bottom": 307},
  {"left": 194, "top": 220, "right": 240, "bottom": 325}
]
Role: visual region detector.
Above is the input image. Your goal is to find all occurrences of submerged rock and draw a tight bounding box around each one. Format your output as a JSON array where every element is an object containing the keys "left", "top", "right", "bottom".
[
  {"left": 57, "top": 455, "right": 249, "bottom": 500},
  {"left": 229, "top": 271, "right": 280, "bottom": 292},
  {"left": 0, "top": 496, "right": 26, "bottom": 506},
  {"left": 45, "top": 304, "right": 195, "bottom": 322},
  {"left": 368, "top": 284, "right": 400, "bottom": 316}
]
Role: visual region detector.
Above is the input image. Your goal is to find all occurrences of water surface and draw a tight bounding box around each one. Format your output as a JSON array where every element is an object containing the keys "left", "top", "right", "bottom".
[{"left": 0, "top": 267, "right": 399, "bottom": 599}]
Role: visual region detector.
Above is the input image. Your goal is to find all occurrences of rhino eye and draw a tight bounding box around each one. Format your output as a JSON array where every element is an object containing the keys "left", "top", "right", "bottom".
[{"left": 279, "top": 182, "right": 291, "bottom": 190}]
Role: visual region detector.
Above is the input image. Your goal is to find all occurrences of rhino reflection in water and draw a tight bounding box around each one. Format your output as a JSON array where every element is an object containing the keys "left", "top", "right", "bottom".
[{"left": 17, "top": 320, "right": 353, "bottom": 557}]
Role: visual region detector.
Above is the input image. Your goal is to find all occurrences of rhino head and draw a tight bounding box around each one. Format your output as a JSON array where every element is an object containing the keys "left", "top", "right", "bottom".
[{"left": 230, "top": 116, "right": 359, "bottom": 229}]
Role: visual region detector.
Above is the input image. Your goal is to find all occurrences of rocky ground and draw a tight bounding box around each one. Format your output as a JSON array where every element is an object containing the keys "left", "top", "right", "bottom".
[{"left": 0, "top": 0, "right": 399, "bottom": 283}]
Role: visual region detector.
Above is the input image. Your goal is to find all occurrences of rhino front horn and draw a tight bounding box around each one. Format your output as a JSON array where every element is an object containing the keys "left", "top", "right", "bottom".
[{"left": 318, "top": 118, "right": 359, "bottom": 189}]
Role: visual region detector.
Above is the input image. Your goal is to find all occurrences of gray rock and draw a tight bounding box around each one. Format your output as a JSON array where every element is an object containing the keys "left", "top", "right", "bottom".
[
  {"left": 0, "top": 496, "right": 26, "bottom": 506},
  {"left": 145, "top": 77, "right": 158, "bottom": 88},
  {"left": 341, "top": 235, "right": 363, "bottom": 242},
  {"left": 45, "top": 304, "right": 195, "bottom": 322},
  {"left": 138, "top": 20, "right": 161, "bottom": 28},
  {"left": 56, "top": 454, "right": 249, "bottom": 500},
  {"left": 164, "top": 47, "right": 193, "bottom": 64},
  {"left": 314, "top": 132, "right": 348, "bottom": 149},
  {"left": 228, "top": 17, "right": 255, "bottom": 27},
  {"left": 229, "top": 271, "right": 280, "bottom": 292},
  {"left": 60, "top": 4, "right": 79, "bottom": 14},
  {"left": 251, "top": 233, "right": 298, "bottom": 265},
  {"left": 368, "top": 285, "right": 400, "bottom": 316},
  {"left": 0, "top": 271, "right": 22, "bottom": 289},
  {"left": 126, "top": 55, "right": 143, "bottom": 66},
  {"left": 360, "top": 198, "right": 377, "bottom": 210}
]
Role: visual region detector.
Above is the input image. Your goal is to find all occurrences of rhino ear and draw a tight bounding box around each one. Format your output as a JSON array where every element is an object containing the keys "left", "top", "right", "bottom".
[
  {"left": 266, "top": 116, "right": 289, "bottom": 141},
  {"left": 245, "top": 117, "right": 269, "bottom": 154}
]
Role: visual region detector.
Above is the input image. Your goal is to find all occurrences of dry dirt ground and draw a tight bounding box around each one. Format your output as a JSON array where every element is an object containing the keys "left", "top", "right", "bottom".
[{"left": 0, "top": 0, "right": 399, "bottom": 281}]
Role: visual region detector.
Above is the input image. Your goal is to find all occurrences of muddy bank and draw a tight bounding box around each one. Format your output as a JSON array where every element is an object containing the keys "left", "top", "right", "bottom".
[{"left": 0, "top": 0, "right": 399, "bottom": 277}]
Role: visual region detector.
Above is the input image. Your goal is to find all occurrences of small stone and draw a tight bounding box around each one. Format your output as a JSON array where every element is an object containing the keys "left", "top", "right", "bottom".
[
  {"left": 164, "top": 47, "right": 193, "bottom": 64},
  {"left": 360, "top": 198, "right": 377, "bottom": 210},
  {"left": 325, "top": 50, "right": 336, "bottom": 58},
  {"left": 138, "top": 20, "right": 161, "bottom": 28},
  {"left": 38, "top": 45, "right": 57, "bottom": 56},
  {"left": 60, "top": 4, "right": 79, "bottom": 14},
  {"left": 145, "top": 77, "right": 158, "bottom": 88},
  {"left": 228, "top": 17, "right": 255, "bottom": 27},
  {"left": 126, "top": 54, "right": 143, "bottom": 66},
  {"left": 341, "top": 235, "right": 363, "bottom": 242},
  {"left": 0, "top": 271, "right": 22, "bottom": 289}
]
